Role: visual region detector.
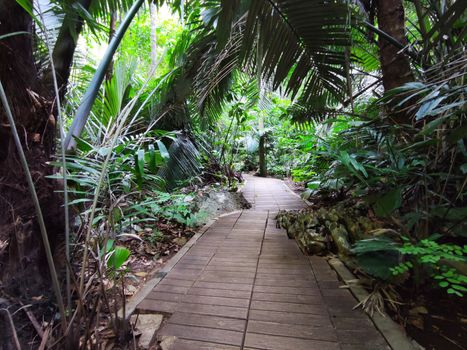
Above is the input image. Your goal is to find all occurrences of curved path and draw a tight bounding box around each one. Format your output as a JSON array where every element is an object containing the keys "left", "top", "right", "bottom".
[{"left": 137, "top": 175, "right": 389, "bottom": 349}]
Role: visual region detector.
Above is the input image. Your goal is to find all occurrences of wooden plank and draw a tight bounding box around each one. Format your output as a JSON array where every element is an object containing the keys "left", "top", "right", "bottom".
[
  {"left": 178, "top": 302, "right": 248, "bottom": 319},
  {"left": 182, "top": 295, "right": 250, "bottom": 308},
  {"left": 138, "top": 300, "right": 178, "bottom": 313},
  {"left": 253, "top": 285, "right": 321, "bottom": 296},
  {"left": 247, "top": 320, "right": 337, "bottom": 342},
  {"left": 250, "top": 301, "right": 328, "bottom": 315},
  {"left": 249, "top": 310, "right": 333, "bottom": 327},
  {"left": 200, "top": 271, "right": 256, "bottom": 279},
  {"left": 168, "top": 272, "right": 202, "bottom": 280},
  {"left": 256, "top": 267, "right": 313, "bottom": 275},
  {"left": 153, "top": 285, "right": 190, "bottom": 294},
  {"left": 256, "top": 271, "right": 314, "bottom": 278},
  {"left": 198, "top": 276, "right": 254, "bottom": 285},
  {"left": 194, "top": 281, "right": 253, "bottom": 292},
  {"left": 169, "top": 312, "right": 246, "bottom": 332},
  {"left": 146, "top": 291, "right": 183, "bottom": 302},
  {"left": 160, "top": 278, "right": 194, "bottom": 287},
  {"left": 158, "top": 324, "right": 243, "bottom": 346},
  {"left": 254, "top": 278, "right": 317, "bottom": 287},
  {"left": 252, "top": 292, "right": 322, "bottom": 305},
  {"left": 187, "top": 287, "right": 251, "bottom": 299},
  {"left": 169, "top": 339, "right": 240, "bottom": 350},
  {"left": 204, "top": 265, "right": 257, "bottom": 273},
  {"left": 244, "top": 333, "right": 340, "bottom": 350}
]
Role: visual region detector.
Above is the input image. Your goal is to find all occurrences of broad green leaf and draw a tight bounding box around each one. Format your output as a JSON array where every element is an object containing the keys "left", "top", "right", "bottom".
[
  {"left": 106, "top": 239, "right": 115, "bottom": 253},
  {"left": 156, "top": 140, "right": 170, "bottom": 160},
  {"left": 137, "top": 149, "right": 145, "bottom": 176},
  {"left": 148, "top": 144, "right": 157, "bottom": 173},
  {"left": 373, "top": 188, "right": 403, "bottom": 217},
  {"left": 415, "top": 96, "right": 447, "bottom": 120},
  {"left": 108, "top": 246, "right": 130, "bottom": 270}
]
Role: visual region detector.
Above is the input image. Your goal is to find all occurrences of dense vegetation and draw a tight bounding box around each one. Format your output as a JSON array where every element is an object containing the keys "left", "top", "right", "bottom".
[{"left": 0, "top": 0, "right": 465, "bottom": 348}]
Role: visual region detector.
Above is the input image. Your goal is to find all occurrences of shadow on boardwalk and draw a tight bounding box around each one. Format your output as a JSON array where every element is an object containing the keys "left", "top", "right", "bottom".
[{"left": 137, "top": 175, "right": 389, "bottom": 349}]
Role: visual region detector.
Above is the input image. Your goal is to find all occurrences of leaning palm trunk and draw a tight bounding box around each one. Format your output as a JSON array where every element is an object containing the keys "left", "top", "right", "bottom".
[{"left": 64, "top": 0, "right": 145, "bottom": 151}]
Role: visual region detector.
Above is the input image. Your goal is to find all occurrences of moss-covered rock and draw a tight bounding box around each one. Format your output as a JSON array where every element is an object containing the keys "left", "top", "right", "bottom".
[{"left": 276, "top": 201, "right": 388, "bottom": 258}]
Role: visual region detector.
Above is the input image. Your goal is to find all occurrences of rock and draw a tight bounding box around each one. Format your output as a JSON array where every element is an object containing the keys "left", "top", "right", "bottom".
[
  {"left": 296, "top": 230, "right": 327, "bottom": 255},
  {"left": 409, "top": 306, "right": 428, "bottom": 315},
  {"left": 329, "top": 224, "right": 352, "bottom": 256},
  {"left": 304, "top": 239, "right": 327, "bottom": 255},
  {"left": 132, "top": 224, "right": 143, "bottom": 232},
  {"left": 125, "top": 284, "right": 137, "bottom": 296},
  {"left": 369, "top": 228, "right": 400, "bottom": 239},
  {"left": 357, "top": 217, "right": 376, "bottom": 235},
  {"left": 160, "top": 335, "right": 177, "bottom": 350},
  {"left": 342, "top": 216, "right": 360, "bottom": 240},
  {"left": 132, "top": 314, "right": 164, "bottom": 349},
  {"left": 173, "top": 237, "right": 187, "bottom": 246},
  {"left": 327, "top": 209, "right": 339, "bottom": 222}
]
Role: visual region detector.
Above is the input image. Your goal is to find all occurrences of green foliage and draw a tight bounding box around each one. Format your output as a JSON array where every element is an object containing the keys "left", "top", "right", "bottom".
[
  {"left": 352, "top": 237, "right": 402, "bottom": 280},
  {"left": 373, "top": 188, "right": 402, "bottom": 218},
  {"left": 18, "top": 0, "right": 467, "bottom": 316},
  {"left": 391, "top": 237, "right": 467, "bottom": 297},
  {"left": 148, "top": 229, "right": 164, "bottom": 244},
  {"left": 107, "top": 245, "right": 131, "bottom": 271}
]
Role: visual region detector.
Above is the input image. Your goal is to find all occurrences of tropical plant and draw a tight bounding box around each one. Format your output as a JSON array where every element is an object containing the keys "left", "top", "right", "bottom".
[{"left": 391, "top": 235, "right": 467, "bottom": 297}]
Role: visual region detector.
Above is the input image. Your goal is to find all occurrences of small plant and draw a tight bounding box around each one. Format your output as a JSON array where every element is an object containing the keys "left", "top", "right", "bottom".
[
  {"left": 148, "top": 229, "right": 165, "bottom": 244},
  {"left": 391, "top": 236, "right": 467, "bottom": 296}
]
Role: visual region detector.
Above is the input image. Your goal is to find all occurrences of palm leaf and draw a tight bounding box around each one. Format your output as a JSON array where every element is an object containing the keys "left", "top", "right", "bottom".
[{"left": 238, "top": 0, "right": 351, "bottom": 103}]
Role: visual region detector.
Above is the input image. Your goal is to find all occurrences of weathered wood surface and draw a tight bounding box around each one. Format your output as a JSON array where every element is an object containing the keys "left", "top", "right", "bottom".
[{"left": 137, "top": 175, "right": 389, "bottom": 349}]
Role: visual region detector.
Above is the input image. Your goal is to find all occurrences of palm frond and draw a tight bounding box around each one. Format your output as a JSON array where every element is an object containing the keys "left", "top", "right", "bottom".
[
  {"left": 238, "top": 0, "right": 351, "bottom": 103},
  {"left": 157, "top": 134, "right": 202, "bottom": 189}
]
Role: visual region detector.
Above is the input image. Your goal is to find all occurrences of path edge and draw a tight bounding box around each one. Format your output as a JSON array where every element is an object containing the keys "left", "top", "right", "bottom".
[
  {"left": 280, "top": 178, "right": 312, "bottom": 206},
  {"left": 118, "top": 210, "right": 243, "bottom": 321},
  {"left": 328, "top": 257, "right": 420, "bottom": 350}
]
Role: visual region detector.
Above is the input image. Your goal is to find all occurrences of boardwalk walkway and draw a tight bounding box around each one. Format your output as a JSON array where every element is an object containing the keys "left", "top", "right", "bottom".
[{"left": 137, "top": 175, "right": 389, "bottom": 349}]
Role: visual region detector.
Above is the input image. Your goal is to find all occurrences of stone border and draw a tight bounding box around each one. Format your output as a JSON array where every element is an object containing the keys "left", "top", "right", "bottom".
[
  {"left": 328, "top": 258, "right": 420, "bottom": 350},
  {"left": 118, "top": 210, "right": 243, "bottom": 320}
]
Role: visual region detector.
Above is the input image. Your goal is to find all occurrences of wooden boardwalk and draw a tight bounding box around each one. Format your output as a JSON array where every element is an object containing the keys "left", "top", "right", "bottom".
[{"left": 137, "top": 175, "right": 389, "bottom": 349}]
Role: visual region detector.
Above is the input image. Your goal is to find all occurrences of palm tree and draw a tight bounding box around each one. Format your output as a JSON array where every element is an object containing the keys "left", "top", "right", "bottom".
[
  {"left": 151, "top": 0, "right": 352, "bottom": 129},
  {"left": 146, "top": 0, "right": 352, "bottom": 175},
  {"left": 374, "top": 0, "right": 414, "bottom": 91},
  {"left": 0, "top": 0, "right": 136, "bottom": 289}
]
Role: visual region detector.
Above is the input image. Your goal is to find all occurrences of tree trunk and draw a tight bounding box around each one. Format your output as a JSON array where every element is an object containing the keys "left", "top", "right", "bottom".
[
  {"left": 43, "top": 0, "right": 92, "bottom": 99},
  {"left": 106, "top": 11, "right": 118, "bottom": 81},
  {"left": 376, "top": 0, "right": 413, "bottom": 91},
  {"left": 258, "top": 134, "right": 267, "bottom": 177},
  {"left": 0, "top": 0, "right": 63, "bottom": 291},
  {"left": 150, "top": 2, "right": 158, "bottom": 71}
]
